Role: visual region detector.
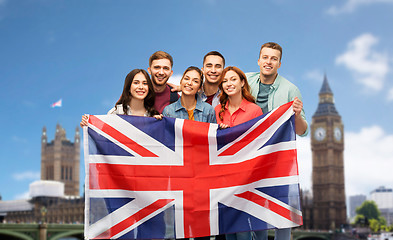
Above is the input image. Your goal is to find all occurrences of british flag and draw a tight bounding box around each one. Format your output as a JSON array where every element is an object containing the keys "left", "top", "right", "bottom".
[{"left": 84, "top": 101, "right": 302, "bottom": 239}]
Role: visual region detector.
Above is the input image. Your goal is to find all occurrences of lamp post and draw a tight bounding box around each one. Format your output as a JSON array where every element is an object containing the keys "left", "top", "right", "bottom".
[{"left": 39, "top": 206, "right": 48, "bottom": 240}]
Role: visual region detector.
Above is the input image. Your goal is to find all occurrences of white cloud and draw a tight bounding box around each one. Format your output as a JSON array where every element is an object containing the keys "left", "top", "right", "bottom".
[
  {"left": 326, "top": 0, "right": 393, "bottom": 15},
  {"left": 303, "top": 69, "right": 324, "bottom": 84},
  {"left": 13, "top": 171, "right": 40, "bottom": 181},
  {"left": 297, "top": 136, "right": 312, "bottom": 192},
  {"left": 336, "top": 33, "right": 389, "bottom": 91},
  {"left": 388, "top": 87, "right": 393, "bottom": 101},
  {"left": 14, "top": 191, "right": 30, "bottom": 200},
  {"left": 295, "top": 125, "right": 393, "bottom": 198},
  {"left": 345, "top": 126, "right": 393, "bottom": 196}
]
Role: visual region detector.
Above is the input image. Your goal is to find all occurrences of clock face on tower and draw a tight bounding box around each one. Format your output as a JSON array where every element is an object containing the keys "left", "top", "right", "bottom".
[
  {"left": 314, "top": 127, "right": 326, "bottom": 141},
  {"left": 334, "top": 127, "right": 342, "bottom": 141}
]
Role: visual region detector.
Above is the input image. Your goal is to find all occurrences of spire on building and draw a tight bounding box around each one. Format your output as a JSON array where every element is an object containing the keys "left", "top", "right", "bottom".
[
  {"left": 42, "top": 126, "right": 47, "bottom": 144},
  {"left": 313, "top": 74, "right": 339, "bottom": 117},
  {"left": 75, "top": 126, "right": 80, "bottom": 144},
  {"left": 319, "top": 73, "right": 333, "bottom": 95}
]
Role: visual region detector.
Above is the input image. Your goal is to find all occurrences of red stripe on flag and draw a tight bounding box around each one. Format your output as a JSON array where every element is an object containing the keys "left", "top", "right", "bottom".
[
  {"left": 235, "top": 191, "right": 303, "bottom": 226},
  {"left": 88, "top": 115, "right": 158, "bottom": 157},
  {"left": 219, "top": 101, "right": 292, "bottom": 156},
  {"left": 88, "top": 149, "right": 298, "bottom": 191},
  {"left": 181, "top": 120, "right": 211, "bottom": 238},
  {"left": 93, "top": 199, "right": 174, "bottom": 239}
]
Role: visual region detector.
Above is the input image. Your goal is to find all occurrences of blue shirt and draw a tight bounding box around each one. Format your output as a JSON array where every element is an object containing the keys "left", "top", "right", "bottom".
[
  {"left": 162, "top": 96, "right": 217, "bottom": 123},
  {"left": 246, "top": 72, "right": 309, "bottom": 137}
]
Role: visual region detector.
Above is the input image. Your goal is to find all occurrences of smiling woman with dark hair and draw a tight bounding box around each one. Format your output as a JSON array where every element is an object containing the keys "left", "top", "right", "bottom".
[
  {"left": 80, "top": 69, "right": 159, "bottom": 126},
  {"left": 108, "top": 69, "right": 158, "bottom": 116}
]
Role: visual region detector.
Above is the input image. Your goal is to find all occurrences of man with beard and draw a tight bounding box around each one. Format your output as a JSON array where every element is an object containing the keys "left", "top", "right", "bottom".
[
  {"left": 246, "top": 42, "right": 308, "bottom": 240},
  {"left": 148, "top": 51, "right": 179, "bottom": 113}
]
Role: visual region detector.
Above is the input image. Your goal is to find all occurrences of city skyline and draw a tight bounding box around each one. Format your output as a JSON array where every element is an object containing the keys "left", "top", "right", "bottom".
[{"left": 1, "top": 0, "right": 393, "bottom": 201}]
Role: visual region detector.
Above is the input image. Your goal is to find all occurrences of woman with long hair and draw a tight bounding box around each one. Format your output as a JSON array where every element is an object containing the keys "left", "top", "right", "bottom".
[
  {"left": 160, "top": 66, "right": 216, "bottom": 123},
  {"left": 108, "top": 69, "right": 158, "bottom": 116},
  {"left": 215, "top": 66, "right": 262, "bottom": 129},
  {"left": 215, "top": 67, "right": 263, "bottom": 240},
  {"left": 80, "top": 69, "right": 158, "bottom": 126}
]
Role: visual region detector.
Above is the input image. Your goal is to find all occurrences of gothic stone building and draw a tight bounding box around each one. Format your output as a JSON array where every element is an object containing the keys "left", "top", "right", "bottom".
[
  {"left": 306, "top": 75, "right": 347, "bottom": 230},
  {"left": 41, "top": 124, "right": 80, "bottom": 196}
]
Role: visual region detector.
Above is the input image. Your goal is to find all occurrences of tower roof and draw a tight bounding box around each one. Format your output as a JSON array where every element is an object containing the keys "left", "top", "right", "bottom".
[
  {"left": 319, "top": 74, "right": 333, "bottom": 95},
  {"left": 313, "top": 74, "right": 339, "bottom": 117}
]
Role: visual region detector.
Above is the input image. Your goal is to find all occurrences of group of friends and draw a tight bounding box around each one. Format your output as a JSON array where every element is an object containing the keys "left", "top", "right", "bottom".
[{"left": 81, "top": 42, "right": 309, "bottom": 240}]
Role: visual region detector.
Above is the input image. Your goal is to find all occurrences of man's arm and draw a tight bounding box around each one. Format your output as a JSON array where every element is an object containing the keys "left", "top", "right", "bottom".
[
  {"left": 167, "top": 82, "right": 181, "bottom": 92},
  {"left": 293, "top": 97, "right": 308, "bottom": 136}
]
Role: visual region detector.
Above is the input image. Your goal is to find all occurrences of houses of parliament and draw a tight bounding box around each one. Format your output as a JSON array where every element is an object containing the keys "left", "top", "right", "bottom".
[
  {"left": 0, "top": 75, "right": 347, "bottom": 231},
  {"left": 0, "top": 124, "right": 84, "bottom": 224}
]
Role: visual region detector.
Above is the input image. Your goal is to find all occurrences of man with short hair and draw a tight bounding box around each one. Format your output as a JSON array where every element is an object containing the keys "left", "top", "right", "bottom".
[
  {"left": 246, "top": 42, "right": 309, "bottom": 240},
  {"left": 199, "top": 51, "right": 225, "bottom": 108},
  {"left": 247, "top": 42, "right": 308, "bottom": 136},
  {"left": 148, "top": 51, "right": 179, "bottom": 113},
  {"left": 198, "top": 51, "right": 226, "bottom": 240}
]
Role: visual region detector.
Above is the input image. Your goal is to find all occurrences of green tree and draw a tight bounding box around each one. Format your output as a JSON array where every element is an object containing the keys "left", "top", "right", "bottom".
[
  {"left": 356, "top": 200, "right": 381, "bottom": 220},
  {"left": 353, "top": 214, "right": 367, "bottom": 226},
  {"left": 369, "top": 219, "right": 380, "bottom": 233},
  {"left": 387, "top": 225, "right": 393, "bottom": 232}
]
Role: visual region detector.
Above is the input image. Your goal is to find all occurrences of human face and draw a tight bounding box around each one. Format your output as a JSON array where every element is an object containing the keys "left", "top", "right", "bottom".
[
  {"left": 202, "top": 55, "right": 224, "bottom": 84},
  {"left": 130, "top": 72, "right": 149, "bottom": 100},
  {"left": 148, "top": 59, "right": 173, "bottom": 86},
  {"left": 180, "top": 70, "right": 202, "bottom": 96},
  {"left": 222, "top": 70, "right": 244, "bottom": 97},
  {"left": 257, "top": 47, "right": 281, "bottom": 77}
]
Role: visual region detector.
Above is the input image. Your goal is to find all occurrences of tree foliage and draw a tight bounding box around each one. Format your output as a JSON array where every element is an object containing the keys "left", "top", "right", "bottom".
[
  {"left": 356, "top": 200, "right": 381, "bottom": 220},
  {"left": 353, "top": 214, "right": 367, "bottom": 226},
  {"left": 353, "top": 200, "right": 390, "bottom": 232}
]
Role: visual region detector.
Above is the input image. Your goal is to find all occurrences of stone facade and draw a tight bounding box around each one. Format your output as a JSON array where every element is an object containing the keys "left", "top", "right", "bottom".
[
  {"left": 41, "top": 124, "right": 80, "bottom": 196},
  {"left": 310, "top": 75, "right": 347, "bottom": 230},
  {"left": 1, "top": 196, "right": 84, "bottom": 224}
]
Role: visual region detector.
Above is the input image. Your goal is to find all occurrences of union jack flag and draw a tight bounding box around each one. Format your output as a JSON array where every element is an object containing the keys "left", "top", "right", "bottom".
[{"left": 84, "top": 101, "right": 302, "bottom": 239}]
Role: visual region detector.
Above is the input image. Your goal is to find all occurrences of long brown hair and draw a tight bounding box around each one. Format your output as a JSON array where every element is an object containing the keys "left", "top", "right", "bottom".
[
  {"left": 180, "top": 66, "right": 204, "bottom": 89},
  {"left": 115, "top": 69, "right": 158, "bottom": 116},
  {"left": 218, "top": 66, "right": 255, "bottom": 121}
]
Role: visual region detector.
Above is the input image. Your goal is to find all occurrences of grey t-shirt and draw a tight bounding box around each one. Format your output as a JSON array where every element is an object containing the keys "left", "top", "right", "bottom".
[{"left": 257, "top": 82, "right": 271, "bottom": 114}]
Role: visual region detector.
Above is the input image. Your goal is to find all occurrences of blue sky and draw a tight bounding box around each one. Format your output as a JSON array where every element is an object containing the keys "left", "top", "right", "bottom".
[{"left": 1, "top": 0, "right": 393, "bottom": 203}]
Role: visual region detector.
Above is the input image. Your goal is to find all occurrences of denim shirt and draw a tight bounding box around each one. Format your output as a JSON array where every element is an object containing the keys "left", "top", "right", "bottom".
[
  {"left": 162, "top": 96, "right": 217, "bottom": 123},
  {"left": 246, "top": 72, "right": 309, "bottom": 137}
]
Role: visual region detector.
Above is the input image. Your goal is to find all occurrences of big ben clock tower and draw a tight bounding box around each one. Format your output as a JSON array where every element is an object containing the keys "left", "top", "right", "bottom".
[{"left": 311, "top": 75, "right": 347, "bottom": 230}]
